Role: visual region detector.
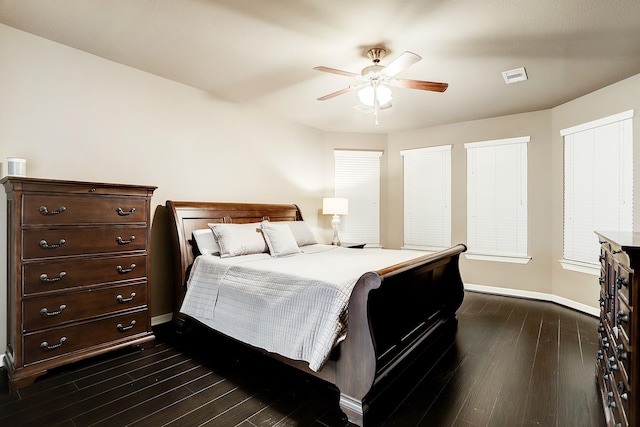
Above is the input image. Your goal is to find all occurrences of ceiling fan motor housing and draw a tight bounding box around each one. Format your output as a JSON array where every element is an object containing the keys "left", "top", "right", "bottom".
[
  {"left": 367, "top": 48, "right": 386, "bottom": 63},
  {"left": 361, "top": 64, "right": 385, "bottom": 78}
]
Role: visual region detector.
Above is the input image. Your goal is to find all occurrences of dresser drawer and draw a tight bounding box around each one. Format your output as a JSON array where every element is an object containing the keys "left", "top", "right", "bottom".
[
  {"left": 23, "top": 194, "right": 148, "bottom": 225},
  {"left": 23, "top": 226, "right": 147, "bottom": 259},
  {"left": 23, "top": 254, "right": 147, "bottom": 295},
  {"left": 23, "top": 309, "right": 148, "bottom": 365},
  {"left": 23, "top": 282, "right": 147, "bottom": 331}
]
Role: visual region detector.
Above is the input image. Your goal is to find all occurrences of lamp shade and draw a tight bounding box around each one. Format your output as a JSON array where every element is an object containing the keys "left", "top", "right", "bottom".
[
  {"left": 323, "top": 197, "right": 348, "bottom": 215},
  {"left": 358, "top": 84, "right": 392, "bottom": 107}
]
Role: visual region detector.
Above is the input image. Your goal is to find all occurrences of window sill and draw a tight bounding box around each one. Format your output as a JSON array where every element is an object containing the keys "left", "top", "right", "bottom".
[
  {"left": 559, "top": 260, "right": 600, "bottom": 276},
  {"left": 464, "top": 253, "right": 531, "bottom": 264}
]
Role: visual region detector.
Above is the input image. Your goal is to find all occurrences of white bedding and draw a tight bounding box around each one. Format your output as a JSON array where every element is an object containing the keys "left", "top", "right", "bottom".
[{"left": 180, "top": 244, "right": 425, "bottom": 371}]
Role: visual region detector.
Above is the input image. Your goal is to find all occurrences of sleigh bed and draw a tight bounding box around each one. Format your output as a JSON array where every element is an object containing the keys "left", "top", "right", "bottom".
[{"left": 166, "top": 200, "right": 466, "bottom": 426}]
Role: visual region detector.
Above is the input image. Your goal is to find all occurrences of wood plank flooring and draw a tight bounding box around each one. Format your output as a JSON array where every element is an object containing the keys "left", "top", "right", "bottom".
[{"left": 0, "top": 291, "right": 606, "bottom": 426}]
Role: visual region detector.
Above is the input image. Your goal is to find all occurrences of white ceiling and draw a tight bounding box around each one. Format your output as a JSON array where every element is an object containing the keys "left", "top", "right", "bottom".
[{"left": 2, "top": 0, "right": 640, "bottom": 133}]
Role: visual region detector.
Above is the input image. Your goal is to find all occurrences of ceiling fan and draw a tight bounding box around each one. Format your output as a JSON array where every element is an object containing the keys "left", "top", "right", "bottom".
[{"left": 314, "top": 48, "right": 448, "bottom": 124}]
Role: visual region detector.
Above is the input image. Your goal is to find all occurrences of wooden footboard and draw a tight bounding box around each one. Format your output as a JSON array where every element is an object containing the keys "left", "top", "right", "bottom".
[
  {"left": 335, "top": 244, "right": 466, "bottom": 425},
  {"left": 166, "top": 200, "right": 466, "bottom": 426}
]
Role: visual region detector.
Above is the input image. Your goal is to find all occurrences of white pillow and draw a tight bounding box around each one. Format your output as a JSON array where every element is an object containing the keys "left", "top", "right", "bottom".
[
  {"left": 192, "top": 229, "right": 219, "bottom": 255},
  {"left": 261, "top": 221, "right": 301, "bottom": 257},
  {"left": 287, "top": 221, "right": 318, "bottom": 246},
  {"left": 208, "top": 222, "right": 268, "bottom": 258}
]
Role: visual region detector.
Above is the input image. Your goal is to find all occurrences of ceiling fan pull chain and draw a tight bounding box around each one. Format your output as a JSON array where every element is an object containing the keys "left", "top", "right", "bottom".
[{"left": 373, "top": 82, "right": 380, "bottom": 126}]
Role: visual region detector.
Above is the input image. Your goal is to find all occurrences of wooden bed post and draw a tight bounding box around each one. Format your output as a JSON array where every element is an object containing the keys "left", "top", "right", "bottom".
[{"left": 335, "top": 272, "right": 381, "bottom": 425}]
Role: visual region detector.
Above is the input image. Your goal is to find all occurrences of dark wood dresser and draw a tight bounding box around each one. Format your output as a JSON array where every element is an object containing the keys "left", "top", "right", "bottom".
[
  {"left": 595, "top": 231, "right": 639, "bottom": 427},
  {"left": 2, "top": 177, "right": 156, "bottom": 390}
]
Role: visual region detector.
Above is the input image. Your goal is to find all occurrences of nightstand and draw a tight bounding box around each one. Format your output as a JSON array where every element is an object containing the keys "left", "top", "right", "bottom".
[{"left": 341, "top": 243, "right": 366, "bottom": 249}]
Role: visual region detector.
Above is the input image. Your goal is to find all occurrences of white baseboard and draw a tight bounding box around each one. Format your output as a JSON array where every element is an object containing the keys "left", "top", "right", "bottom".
[{"left": 464, "top": 283, "right": 600, "bottom": 317}]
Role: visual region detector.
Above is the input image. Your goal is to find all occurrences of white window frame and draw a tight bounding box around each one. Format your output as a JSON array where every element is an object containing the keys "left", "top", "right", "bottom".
[
  {"left": 465, "top": 136, "right": 530, "bottom": 264},
  {"left": 560, "top": 110, "right": 634, "bottom": 275},
  {"left": 334, "top": 150, "right": 383, "bottom": 246},
  {"left": 401, "top": 145, "right": 452, "bottom": 251}
]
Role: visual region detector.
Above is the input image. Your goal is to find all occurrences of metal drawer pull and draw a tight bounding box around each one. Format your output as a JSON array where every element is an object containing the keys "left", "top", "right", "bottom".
[
  {"left": 40, "top": 304, "right": 67, "bottom": 317},
  {"left": 116, "top": 264, "right": 136, "bottom": 274},
  {"left": 616, "top": 311, "right": 629, "bottom": 324},
  {"left": 40, "top": 337, "right": 66, "bottom": 350},
  {"left": 116, "top": 236, "right": 136, "bottom": 245},
  {"left": 116, "top": 207, "right": 136, "bottom": 216},
  {"left": 39, "top": 239, "right": 66, "bottom": 249},
  {"left": 39, "top": 205, "right": 66, "bottom": 215},
  {"left": 40, "top": 271, "right": 67, "bottom": 282},
  {"left": 117, "top": 320, "right": 136, "bottom": 332},
  {"left": 117, "top": 293, "right": 136, "bottom": 303}
]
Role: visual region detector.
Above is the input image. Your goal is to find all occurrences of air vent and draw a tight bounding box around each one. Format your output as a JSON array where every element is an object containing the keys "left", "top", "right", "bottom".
[{"left": 502, "top": 67, "right": 528, "bottom": 84}]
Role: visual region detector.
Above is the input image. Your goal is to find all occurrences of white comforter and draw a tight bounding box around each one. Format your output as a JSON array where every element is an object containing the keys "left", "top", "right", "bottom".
[{"left": 180, "top": 244, "right": 424, "bottom": 371}]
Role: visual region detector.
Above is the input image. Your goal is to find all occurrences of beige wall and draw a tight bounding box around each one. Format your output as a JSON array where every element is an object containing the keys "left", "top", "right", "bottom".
[
  {"left": 1, "top": 22, "right": 640, "bottom": 363},
  {"left": 0, "top": 25, "right": 327, "bottom": 357},
  {"left": 385, "top": 73, "right": 640, "bottom": 310},
  {"left": 386, "top": 111, "right": 554, "bottom": 295},
  {"left": 550, "top": 73, "right": 640, "bottom": 305}
]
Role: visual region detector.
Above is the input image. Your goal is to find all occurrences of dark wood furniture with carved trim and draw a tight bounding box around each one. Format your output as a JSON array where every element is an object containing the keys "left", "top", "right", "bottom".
[
  {"left": 2, "top": 177, "right": 156, "bottom": 390},
  {"left": 595, "top": 231, "right": 638, "bottom": 427},
  {"left": 166, "top": 200, "right": 466, "bottom": 426}
]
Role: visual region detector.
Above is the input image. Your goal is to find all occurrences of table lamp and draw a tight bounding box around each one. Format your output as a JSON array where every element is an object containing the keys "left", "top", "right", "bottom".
[{"left": 322, "top": 197, "right": 348, "bottom": 246}]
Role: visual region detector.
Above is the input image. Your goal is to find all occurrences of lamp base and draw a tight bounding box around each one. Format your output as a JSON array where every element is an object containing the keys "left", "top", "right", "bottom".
[{"left": 331, "top": 214, "right": 341, "bottom": 246}]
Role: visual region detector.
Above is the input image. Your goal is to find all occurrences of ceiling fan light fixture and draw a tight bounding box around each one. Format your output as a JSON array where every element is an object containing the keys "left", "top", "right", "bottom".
[{"left": 358, "top": 84, "right": 393, "bottom": 107}]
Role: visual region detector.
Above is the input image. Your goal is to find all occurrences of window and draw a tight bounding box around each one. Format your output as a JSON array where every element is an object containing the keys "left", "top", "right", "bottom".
[
  {"left": 334, "top": 150, "right": 383, "bottom": 245},
  {"left": 561, "top": 110, "right": 633, "bottom": 273},
  {"left": 401, "top": 145, "right": 452, "bottom": 250},
  {"left": 465, "top": 136, "right": 529, "bottom": 262}
]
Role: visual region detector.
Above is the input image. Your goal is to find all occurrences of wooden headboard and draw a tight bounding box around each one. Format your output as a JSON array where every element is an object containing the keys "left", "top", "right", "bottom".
[{"left": 165, "top": 200, "right": 303, "bottom": 325}]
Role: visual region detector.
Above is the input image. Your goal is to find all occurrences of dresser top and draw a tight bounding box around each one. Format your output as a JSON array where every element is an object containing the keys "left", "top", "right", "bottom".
[
  {"left": 1, "top": 176, "right": 156, "bottom": 193},
  {"left": 595, "top": 230, "right": 640, "bottom": 250}
]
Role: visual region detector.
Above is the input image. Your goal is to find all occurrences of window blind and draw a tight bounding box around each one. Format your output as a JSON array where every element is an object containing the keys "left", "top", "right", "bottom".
[
  {"left": 401, "top": 145, "right": 452, "bottom": 250},
  {"left": 465, "top": 136, "right": 529, "bottom": 259},
  {"left": 334, "top": 150, "right": 383, "bottom": 245},
  {"left": 561, "top": 110, "right": 633, "bottom": 266}
]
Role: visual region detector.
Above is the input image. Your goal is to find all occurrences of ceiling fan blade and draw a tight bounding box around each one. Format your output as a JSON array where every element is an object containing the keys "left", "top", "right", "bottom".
[
  {"left": 317, "top": 86, "right": 357, "bottom": 101},
  {"left": 393, "top": 78, "right": 449, "bottom": 92},
  {"left": 313, "top": 66, "right": 360, "bottom": 78},
  {"left": 381, "top": 51, "right": 421, "bottom": 77}
]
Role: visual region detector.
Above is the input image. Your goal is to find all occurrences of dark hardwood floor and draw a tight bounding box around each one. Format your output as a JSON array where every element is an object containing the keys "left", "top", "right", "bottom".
[{"left": 0, "top": 291, "right": 605, "bottom": 426}]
